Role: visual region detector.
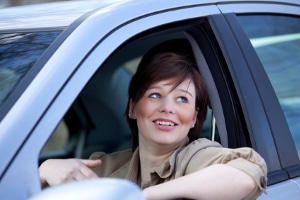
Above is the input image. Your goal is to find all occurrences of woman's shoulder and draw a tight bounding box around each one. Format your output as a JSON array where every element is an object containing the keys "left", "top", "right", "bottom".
[
  {"left": 180, "top": 138, "right": 267, "bottom": 179},
  {"left": 183, "top": 138, "right": 222, "bottom": 152},
  {"left": 181, "top": 138, "right": 263, "bottom": 163},
  {"left": 174, "top": 138, "right": 222, "bottom": 167}
]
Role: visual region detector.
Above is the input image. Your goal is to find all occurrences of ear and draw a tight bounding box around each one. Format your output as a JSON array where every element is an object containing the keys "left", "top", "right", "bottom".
[
  {"left": 129, "top": 99, "right": 137, "bottom": 119},
  {"left": 191, "top": 107, "right": 198, "bottom": 127}
]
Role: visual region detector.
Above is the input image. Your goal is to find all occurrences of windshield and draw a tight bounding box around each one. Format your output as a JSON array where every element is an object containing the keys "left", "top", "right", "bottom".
[{"left": 0, "top": 31, "right": 61, "bottom": 107}]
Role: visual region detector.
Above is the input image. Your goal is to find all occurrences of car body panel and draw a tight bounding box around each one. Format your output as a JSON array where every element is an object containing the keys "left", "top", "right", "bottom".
[{"left": 259, "top": 177, "right": 300, "bottom": 200}]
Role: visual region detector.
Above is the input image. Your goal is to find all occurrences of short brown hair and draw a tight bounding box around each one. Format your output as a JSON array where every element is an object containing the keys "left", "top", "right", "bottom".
[{"left": 125, "top": 39, "right": 208, "bottom": 151}]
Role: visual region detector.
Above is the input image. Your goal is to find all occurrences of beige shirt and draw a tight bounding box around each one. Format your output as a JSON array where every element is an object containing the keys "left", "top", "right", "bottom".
[{"left": 90, "top": 138, "right": 267, "bottom": 199}]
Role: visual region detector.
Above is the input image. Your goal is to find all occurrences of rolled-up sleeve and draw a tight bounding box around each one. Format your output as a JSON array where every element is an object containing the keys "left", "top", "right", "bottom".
[
  {"left": 183, "top": 145, "right": 267, "bottom": 199},
  {"left": 225, "top": 148, "right": 267, "bottom": 191}
]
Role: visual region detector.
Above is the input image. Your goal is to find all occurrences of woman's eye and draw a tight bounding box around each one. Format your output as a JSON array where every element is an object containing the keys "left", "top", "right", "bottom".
[
  {"left": 149, "top": 93, "right": 160, "bottom": 99},
  {"left": 177, "top": 96, "right": 188, "bottom": 103}
]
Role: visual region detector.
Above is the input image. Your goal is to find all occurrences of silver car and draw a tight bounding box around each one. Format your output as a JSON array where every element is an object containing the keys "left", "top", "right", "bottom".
[{"left": 0, "top": 0, "right": 300, "bottom": 199}]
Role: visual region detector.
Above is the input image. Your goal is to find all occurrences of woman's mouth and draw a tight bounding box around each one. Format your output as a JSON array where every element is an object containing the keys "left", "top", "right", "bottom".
[
  {"left": 154, "top": 120, "right": 177, "bottom": 126},
  {"left": 153, "top": 119, "right": 177, "bottom": 131}
]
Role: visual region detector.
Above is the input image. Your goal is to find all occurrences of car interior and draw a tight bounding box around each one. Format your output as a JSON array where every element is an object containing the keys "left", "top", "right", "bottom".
[{"left": 39, "top": 29, "right": 222, "bottom": 164}]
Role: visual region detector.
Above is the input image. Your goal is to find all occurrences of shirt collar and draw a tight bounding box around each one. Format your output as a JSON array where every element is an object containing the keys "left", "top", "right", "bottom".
[
  {"left": 151, "top": 137, "right": 189, "bottom": 178},
  {"left": 125, "top": 137, "right": 189, "bottom": 187},
  {"left": 126, "top": 148, "right": 140, "bottom": 182}
]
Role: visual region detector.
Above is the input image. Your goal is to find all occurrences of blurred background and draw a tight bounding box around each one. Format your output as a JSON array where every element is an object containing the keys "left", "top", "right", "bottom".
[{"left": 0, "top": 0, "right": 85, "bottom": 8}]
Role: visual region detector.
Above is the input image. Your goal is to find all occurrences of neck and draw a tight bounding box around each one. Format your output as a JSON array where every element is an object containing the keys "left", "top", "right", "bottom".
[
  {"left": 138, "top": 145, "right": 174, "bottom": 185},
  {"left": 138, "top": 138, "right": 186, "bottom": 185},
  {"left": 138, "top": 138, "right": 181, "bottom": 167},
  {"left": 140, "top": 147, "right": 173, "bottom": 167}
]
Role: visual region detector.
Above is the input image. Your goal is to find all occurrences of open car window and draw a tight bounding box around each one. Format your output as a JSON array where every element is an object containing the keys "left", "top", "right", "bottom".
[{"left": 41, "top": 30, "right": 221, "bottom": 162}]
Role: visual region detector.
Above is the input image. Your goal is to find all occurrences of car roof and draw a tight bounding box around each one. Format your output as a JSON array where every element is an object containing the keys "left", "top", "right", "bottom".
[
  {"left": 0, "top": 0, "right": 124, "bottom": 31},
  {"left": 0, "top": 0, "right": 299, "bottom": 31}
]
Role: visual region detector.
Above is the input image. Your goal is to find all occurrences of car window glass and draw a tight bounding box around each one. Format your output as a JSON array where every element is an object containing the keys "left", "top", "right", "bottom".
[
  {"left": 0, "top": 31, "right": 61, "bottom": 107},
  {"left": 238, "top": 15, "right": 300, "bottom": 159}
]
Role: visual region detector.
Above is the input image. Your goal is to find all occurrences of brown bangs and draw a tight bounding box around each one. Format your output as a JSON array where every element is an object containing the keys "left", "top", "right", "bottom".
[{"left": 131, "top": 52, "right": 197, "bottom": 103}]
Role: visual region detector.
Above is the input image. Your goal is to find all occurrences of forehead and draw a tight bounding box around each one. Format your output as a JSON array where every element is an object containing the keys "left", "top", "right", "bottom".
[{"left": 149, "top": 78, "right": 195, "bottom": 92}]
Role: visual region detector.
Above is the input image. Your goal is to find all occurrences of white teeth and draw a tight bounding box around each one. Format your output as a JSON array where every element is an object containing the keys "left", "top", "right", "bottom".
[{"left": 156, "top": 121, "right": 175, "bottom": 126}]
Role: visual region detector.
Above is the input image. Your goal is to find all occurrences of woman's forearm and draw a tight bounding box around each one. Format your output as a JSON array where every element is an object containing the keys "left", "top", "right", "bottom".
[{"left": 143, "top": 164, "right": 255, "bottom": 200}]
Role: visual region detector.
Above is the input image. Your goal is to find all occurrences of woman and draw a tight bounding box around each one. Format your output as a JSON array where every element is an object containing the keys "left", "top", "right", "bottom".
[{"left": 39, "top": 39, "right": 267, "bottom": 199}]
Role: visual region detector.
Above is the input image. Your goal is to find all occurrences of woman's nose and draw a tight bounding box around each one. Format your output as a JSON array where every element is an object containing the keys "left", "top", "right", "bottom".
[{"left": 159, "top": 98, "right": 175, "bottom": 114}]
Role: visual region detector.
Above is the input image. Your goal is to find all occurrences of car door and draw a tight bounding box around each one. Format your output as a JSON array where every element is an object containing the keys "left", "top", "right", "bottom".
[{"left": 0, "top": 2, "right": 225, "bottom": 199}]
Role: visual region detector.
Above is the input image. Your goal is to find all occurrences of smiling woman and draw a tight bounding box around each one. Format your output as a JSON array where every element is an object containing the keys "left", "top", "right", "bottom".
[
  {"left": 39, "top": 39, "right": 267, "bottom": 200},
  {"left": 126, "top": 40, "right": 208, "bottom": 151}
]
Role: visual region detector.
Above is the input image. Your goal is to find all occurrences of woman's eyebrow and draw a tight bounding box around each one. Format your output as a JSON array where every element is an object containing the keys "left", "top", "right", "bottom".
[
  {"left": 147, "top": 86, "right": 162, "bottom": 90},
  {"left": 147, "top": 85, "right": 193, "bottom": 97},
  {"left": 177, "top": 89, "right": 193, "bottom": 97}
]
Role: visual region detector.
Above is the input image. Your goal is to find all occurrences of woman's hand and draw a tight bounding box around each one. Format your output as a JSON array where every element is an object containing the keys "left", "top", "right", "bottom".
[{"left": 39, "top": 158, "right": 101, "bottom": 188}]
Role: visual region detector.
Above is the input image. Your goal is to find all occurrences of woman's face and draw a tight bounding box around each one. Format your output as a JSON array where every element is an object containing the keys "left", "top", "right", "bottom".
[{"left": 130, "top": 79, "right": 198, "bottom": 148}]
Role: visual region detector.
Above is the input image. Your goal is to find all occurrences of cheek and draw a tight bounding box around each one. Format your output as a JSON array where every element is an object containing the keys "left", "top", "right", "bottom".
[
  {"left": 134, "top": 100, "right": 155, "bottom": 118},
  {"left": 179, "top": 107, "right": 197, "bottom": 123}
]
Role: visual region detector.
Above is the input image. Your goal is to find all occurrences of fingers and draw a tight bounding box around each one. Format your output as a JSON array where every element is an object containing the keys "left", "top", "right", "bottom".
[
  {"left": 69, "top": 167, "right": 92, "bottom": 181},
  {"left": 81, "top": 159, "right": 102, "bottom": 168},
  {"left": 68, "top": 159, "right": 100, "bottom": 180},
  {"left": 39, "top": 158, "right": 102, "bottom": 187},
  {"left": 78, "top": 160, "right": 100, "bottom": 179}
]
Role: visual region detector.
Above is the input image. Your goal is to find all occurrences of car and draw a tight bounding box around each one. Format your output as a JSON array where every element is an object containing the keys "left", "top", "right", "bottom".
[{"left": 0, "top": 0, "right": 300, "bottom": 199}]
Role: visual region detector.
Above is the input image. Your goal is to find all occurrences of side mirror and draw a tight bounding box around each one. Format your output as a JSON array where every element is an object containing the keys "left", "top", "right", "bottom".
[{"left": 30, "top": 178, "right": 145, "bottom": 200}]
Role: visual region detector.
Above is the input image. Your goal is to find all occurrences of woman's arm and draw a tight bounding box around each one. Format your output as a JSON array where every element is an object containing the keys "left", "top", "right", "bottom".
[
  {"left": 143, "top": 164, "right": 255, "bottom": 200},
  {"left": 39, "top": 158, "right": 101, "bottom": 188}
]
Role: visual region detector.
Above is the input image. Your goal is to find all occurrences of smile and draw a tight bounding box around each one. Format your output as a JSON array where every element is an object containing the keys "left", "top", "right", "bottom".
[{"left": 155, "top": 120, "right": 176, "bottom": 126}]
